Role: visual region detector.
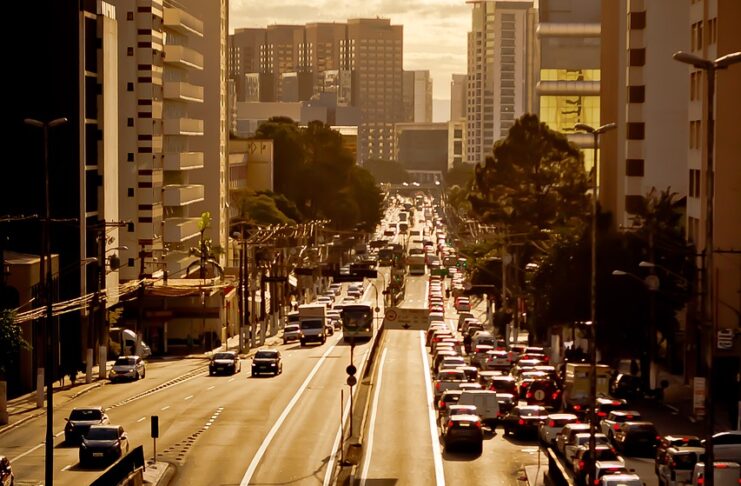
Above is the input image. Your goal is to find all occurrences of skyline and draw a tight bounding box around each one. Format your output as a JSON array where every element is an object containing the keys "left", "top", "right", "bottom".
[{"left": 229, "top": 0, "right": 473, "bottom": 120}]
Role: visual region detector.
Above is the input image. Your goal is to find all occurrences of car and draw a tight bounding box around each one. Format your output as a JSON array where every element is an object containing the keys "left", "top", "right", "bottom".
[
  {"left": 591, "top": 397, "right": 630, "bottom": 419},
  {"left": 589, "top": 461, "right": 630, "bottom": 486},
  {"left": 613, "top": 421, "right": 660, "bottom": 457},
  {"left": 656, "top": 446, "right": 706, "bottom": 486},
  {"left": 484, "top": 350, "right": 511, "bottom": 371},
  {"left": 64, "top": 406, "right": 110, "bottom": 444},
  {"left": 566, "top": 433, "right": 613, "bottom": 466},
  {"left": 209, "top": 351, "right": 241, "bottom": 375},
  {"left": 251, "top": 349, "right": 282, "bottom": 376},
  {"left": 487, "top": 375, "right": 518, "bottom": 395},
  {"left": 437, "top": 389, "right": 464, "bottom": 417},
  {"left": 433, "top": 369, "right": 467, "bottom": 401},
  {"left": 556, "top": 423, "right": 591, "bottom": 456},
  {"left": 705, "top": 431, "right": 741, "bottom": 463},
  {"left": 495, "top": 393, "right": 516, "bottom": 418},
  {"left": 283, "top": 324, "right": 302, "bottom": 344},
  {"left": 600, "top": 473, "right": 643, "bottom": 486},
  {"left": 600, "top": 410, "right": 642, "bottom": 441},
  {"left": 538, "top": 413, "right": 579, "bottom": 446},
  {"left": 573, "top": 446, "right": 624, "bottom": 483},
  {"left": 656, "top": 435, "right": 703, "bottom": 474},
  {"left": 439, "top": 356, "right": 466, "bottom": 372},
  {"left": 523, "top": 379, "right": 562, "bottom": 409},
  {"left": 324, "top": 321, "right": 335, "bottom": 336},
  {"left": 692, "top": 462, "right": 741, "bottom": 486},
  {"left": 440, "top": 404, "right": 479, "bottom": 430},
  {"left": 610, "top": 373, "right": 643, "bottom": 399},
  {"left": 109, "top": 355, "right": 145, "bottom": 382},
  {"left": 0, "top": 456, "right": 13, "bottom": 486},
  {"left": 501, "top": 405, "right": 549, "bottom": 437},
  {"left": 79, "top": 425, "right": 129, "bottom": 467},
  {"left": 456, "top": 365, "right": 479, "bottom": 383},
  {"left": 442, "top": 414, "right": 484, "bottom": 453}
]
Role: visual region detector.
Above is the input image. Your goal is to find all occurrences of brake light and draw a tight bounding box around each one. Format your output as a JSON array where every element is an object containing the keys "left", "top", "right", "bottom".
[
  {"left": 597, "top": 411, "right": 607, "bottom": 417},
  {"left": 518, "top": 419, "right": 525, "bottom": 425},
  {"left": 435, "top": 382, "right": 440, "bottom": 390},
  {"left": 697, "top": 477, "right": 704, "bottom": 485},
  {"left": 573, "top": 405, "right": 581, "bottom": 411},
  {"left": 497, "top": 411, "right": 502, "bottom": 417},
  {"left": 593, "top": 480, "right": 600, "bottom": 485},
  {"left": 448, "top": 420, "right": 454, "bottom": 428},
  {"left": 548, "top": 420, "right": 556, "bottom": 427},
  {"left": 439, "top": 401, "right": 445, "bottom": 408},
  {"left": 612, "top": 401, "right": 621, "bottom": 406},
  {"left": 715, "top": 464, "right": 728, "bottom": 469},
  {"left": 656, "top": 435, "right": 661, "bottom": 441},
  {"left": 552, "top": 392, "right": 560, "bottom": 400},
  {"left": 613, "top": 424, "right": 620, "bottom": 430},
  {"left": 526, "top": 392, "right": 533, "bottom": 399},
  {"left": 626, "top": 415, "right": 634, "bottom": 419},
  {"left": 578, "top": 460, "right": 585, "bottom": 470},
  {"left": 475, "top": 421, "right": 482, "bottom": 428}
]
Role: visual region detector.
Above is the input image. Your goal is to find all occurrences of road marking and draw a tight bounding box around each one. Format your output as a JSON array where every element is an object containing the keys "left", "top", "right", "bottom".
[
  {"left": 61, "top": 464, "right": 72, "bottom": 471},
  {"left": 359, "top": 348, "right": 388, "bottom": 486},
  {"left": 11, "top": 442, "right": 43, "bottom": 462},
  {"left": 161, "top": 405, "right": 170, "bottom": 411},
  {"left": 184, "top": 395, "right": 193, "bottom": 400},
  {"left": 240, "top": 341, "right": 339, "bottom": 486},
  {"left": 207, "top": 385, "right": 215, "bottom": 390},
  {"left": 54, "top": 431, "right": 64, "bottom": 438},
  {"left": 228, "top": 377, "right": 236, "bottom": 383},
  {"left": 420, "top": 331, "right": 446, "bottom": 486},
  {"left": 137, "top": 416, "right": 146, "bottom": 423}
]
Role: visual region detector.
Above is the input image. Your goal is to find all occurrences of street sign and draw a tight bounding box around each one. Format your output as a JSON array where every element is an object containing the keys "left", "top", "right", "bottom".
[
  {"left": 346, "top": 376, "right": 357, "bottom": 387},
  {"left": 717, "top": 329, "right": 734, "bottom": 350},
  {"left": 385, "top": 309, "right": 398, "bottom": 321},
  {"left": 151, "top": 415, "right": 159, "bottom": 438}
]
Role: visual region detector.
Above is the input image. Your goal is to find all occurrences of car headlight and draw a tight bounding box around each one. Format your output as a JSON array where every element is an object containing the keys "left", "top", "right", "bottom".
[{"left": 269, "top": 363, "right": 276, "bottom": 366}]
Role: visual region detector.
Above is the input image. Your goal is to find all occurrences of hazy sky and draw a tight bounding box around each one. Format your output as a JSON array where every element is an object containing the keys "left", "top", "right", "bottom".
[{"left": 229, "top": 0, "right": 472, "bottom": 106}]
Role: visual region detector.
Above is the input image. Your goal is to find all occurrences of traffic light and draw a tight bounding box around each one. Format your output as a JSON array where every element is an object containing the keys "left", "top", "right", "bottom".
[{"left": 346, "top": 364, "right": 357, "bottom": 387}]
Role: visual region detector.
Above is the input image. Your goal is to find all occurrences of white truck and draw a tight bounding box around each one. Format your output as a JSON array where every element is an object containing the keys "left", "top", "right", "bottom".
[{"left": 298, "top": 304, "right": 327, "bottom": 346}]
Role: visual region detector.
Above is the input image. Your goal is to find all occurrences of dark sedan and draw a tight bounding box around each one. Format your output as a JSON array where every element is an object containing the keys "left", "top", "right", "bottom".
[
  {"left": 613, "top": 421, "right": 660, "bottom": 457},
  {"left": 209, "top": 351, "right": 241, "bottom": 375},
  {"left": 79, "top": 425, "right": 129, "bottom": 467},
  {"left": 251, "top": 349, "right": 282, "bottom": 376},
  {"left": 502, "top": 405, "right": 549, "bottom": 438},
  {"left": 64, "top": 407, "right": 109, "bottom": 444}
]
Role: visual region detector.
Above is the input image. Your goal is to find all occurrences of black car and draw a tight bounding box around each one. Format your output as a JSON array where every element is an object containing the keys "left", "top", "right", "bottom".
[
  {"left": 523, "top": 379, "right": 562, "bottom": 410},
  {"left": 251, "top": 349, "right": 282, "bottom": 376},
  {"left": 64, "top": 407, "right": 110, "bottom": 444},
  {"left": 502, "top": 405, "right": 549, "bottom": 437},
  {"left": 209, "top": 351, "right": 241, "bottom": 375},
  {"left": 79, "top": 425, "right": 129, "bottom": 467},
  {"left": 442, "top": 414, "right": 484, "bottom": 453},
  {"left": 610, "top": 373, "right": 643, "bottom": 399},
  {"left": 613, "top": 421, "right": 660, "bottom": 457}
]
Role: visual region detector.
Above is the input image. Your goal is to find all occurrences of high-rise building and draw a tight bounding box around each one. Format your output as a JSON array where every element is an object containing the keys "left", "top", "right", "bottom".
[
  {"left": 303, "top": 23, "right": 348, "bottom": 93},
  {"left": 466, "top": 0, "right": 537, "bottom": 164},
  {"left": 403, "top": 70, "right": 433, "bottom": 123},
  {"left": 229, "top": 28, "right": 265, "bottom": 101},
  {"left": 450, "top": 73, "right": 468, "bottom": 121},
  {"left": 449, "top": 74, "right": 468, "bottom": 168},
  {"left": 346, "top": 18, "right": 404, "bottom": 163},
  {"left": 264, "top": 25, "right": 305, "bottom": 100},
  {"left": 536, "top": 0, "right": 601, "bottom": 169}
]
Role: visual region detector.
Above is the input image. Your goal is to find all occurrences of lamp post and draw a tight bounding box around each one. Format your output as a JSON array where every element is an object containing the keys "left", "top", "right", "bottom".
[
  {"left": 672, "top": 50, "right": 741, "bottom": 486},
  {"left": 574, "top": 122, "right": 615, "bottom": 486},
  {"left": 25, "top": 116, "right": 68, "bottom": 486}
]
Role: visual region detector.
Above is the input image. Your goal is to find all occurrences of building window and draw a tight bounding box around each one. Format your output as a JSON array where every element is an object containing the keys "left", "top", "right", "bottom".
[
  {"left": 626, "top": 159, "right": 644, "bottom": 177},
  {"left": 629, "top": 48, "right": 646, "bottom": 67},
  {"left": 127, "top": 222, "right": 135, "bottom": 232},
  {"left": 127, "top": 47, "right": 134, "bottom": 56},
  {"left": 628, "top": 85, "right": 645, "bottom": 103},
  {"left": 127, "top": 153, "right": 134, "bottom": 162},
  {"left": 127, "top": 82, "right": 134, "bottom": 92},
  {"left": 626, "top": 122, "right": 645, "bottom": 140},
  {"left": 630, "top": 11, "right": 646, "bottom": 30},
  {"left": 127, "top": 117, "right": 134, "bottom": 127},
  {"left": 128, "top": 258, "right": 135, "bottom": 267},
  {"left": 127, "top": 188, "right": 134, "bottom": 197},
  {"left": 625, "top": 195, "right": 644, "bottom": 214},
  {"left": 127, "top": 11, "right": 134, "bottom": 21}
]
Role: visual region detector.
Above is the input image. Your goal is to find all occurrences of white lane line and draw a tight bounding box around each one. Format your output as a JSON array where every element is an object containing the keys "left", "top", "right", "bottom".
[
  {"left": 420, "top": 330, "right": 446, "bottom": 486},
  {"left": 228, "top": 377, "right": 236, "bottom": 383},
  {"left": 61, "top": 464, "right": 72, "bottom": 471},
  {"left": 240, "top": 342, "right": 339, "bottom": 486},
  {"left": 359, "top": 348, "right": 388, "bottom": 486},
  {"left": 54, "top": 431, "right": 64, "bottom": 438},
  {"left": 207, "top": 385, "right": 215, "bottom": 390},
  {"left": 137, "top": 416, "right": 146, "bottom": 423},
  {"left": 11, "top": 442, "right": 43, "bottom": 462},
  {"left": 161, "top": 405, "right": 170, "bottom": 411},
  {"left": 184, "top": 395, "right": 194, "bottom": 400},
  {"left": 322, "top": 348, "right": 371, "bottom": 486}
]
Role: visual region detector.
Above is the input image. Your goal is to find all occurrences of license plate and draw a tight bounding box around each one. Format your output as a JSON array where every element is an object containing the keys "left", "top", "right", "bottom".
[
  {"left": 459, "top": 423, "right": 470, "bottom": 427},
  {"left": 93, "top": 452, "right": 104, "bottom": 457},
  {"left": 216, "top": 367, "right": 224, "bottom": 370}
]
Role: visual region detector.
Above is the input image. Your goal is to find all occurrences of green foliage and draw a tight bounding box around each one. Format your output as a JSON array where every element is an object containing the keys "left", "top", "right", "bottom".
[
  {"left": 187, "top": 212, "right": 224, "bottom": 279},
  {"left": 236, "top": 192, "right": 296, "bottom": 225},
  {"left": 254, "top": 117, "right": 304, "bottom": 201},
  {"left": 0, "top": 310, "right": 29, "bottom": 378},
  {"left": 447, "top": 184, "right": 473, "bottom": 217},
  {"left": 469, "top": 114, "right": 589, "bottom": 234},
  {"left": 446, "top": 161, "right": 474, "bottom": 188},
  {"left": 256, "top": 191, "right": 303, "bottom": 223},
  {"left": 364, "top": 159, "right": 410, "bottom": 184}
]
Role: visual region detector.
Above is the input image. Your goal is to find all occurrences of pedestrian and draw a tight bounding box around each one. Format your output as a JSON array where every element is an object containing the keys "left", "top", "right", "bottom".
[{"left": 58, "top": 364, "right": 66, "bottom": 388}]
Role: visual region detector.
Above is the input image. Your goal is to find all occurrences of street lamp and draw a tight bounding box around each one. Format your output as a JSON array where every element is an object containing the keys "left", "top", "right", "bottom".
[
  {"left": 673, "top": 50, "right": 741, "bottom": 486},
  {"left": 24, "top": 116, "right": 68, "bottom": 486},
  {"left": 574, "top": 121, "right": 615, "bottom": 486}
]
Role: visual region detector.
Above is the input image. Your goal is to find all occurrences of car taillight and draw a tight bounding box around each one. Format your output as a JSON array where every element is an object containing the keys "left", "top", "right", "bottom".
[
  {"left": 475, "top": 421, "right": 481, "bottom": 428},
  {"left": 656, "top": 435, "right": 661, "bottom": 441},
  {"left": 578, "top": 460, "right": 585, "bottom": 470},
  {"left": 447, "top": 421, "right": 454, "bottom": 428},
  {"left": 697, "top": 477, "right": 704, "bottom": 485},
  {"left": 435, "top": 382, "right": 440, "bottom": 390},
  {"left": 573, "top": 404, "right": 581, "bottom": 411},
  {"left": 715, "top": 464, "right": 728, "bottom": 469},
  {"left": 626, "top": 415, "right": 634, "bottom": 419},
  {"left": 548, "top": 420, "right": 556, "bottom": 427},
  {"left": 518, "top": 419, "right": 525, "bottom": 425},
  {"left": 439, "top": 401, "right": 445, "bottom": 408},
  {"left": 593, "top": 480, "right": 600, "bottom": 485},
  {"left": 552, "top": 392, "right": 560, "bottom": 400},
  {"left": 526, "top": 392, "right": 533, "bottom": 399},
  {"left": 497, "top": 411, "right": 502, "bottom": 417},
  {"left": 597, "top": 411, "right": 607, "bottom": 417},
  {"left": 612, "top": 401, "right": 621, "bottom": 406},
  {"left": 613, "top": 424, "right": 620, "bottom": 430}
]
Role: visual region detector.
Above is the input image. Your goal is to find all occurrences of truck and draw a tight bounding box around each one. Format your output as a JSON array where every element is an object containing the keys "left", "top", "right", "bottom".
[
  {"left": 298, "top": 304, "right": 327, "bottom": 346},
  {"left": 407, "top": 254, "right": 426, "bottom": 276},
  {"left": 561, "top": 362, "right": 612, "bottom": 413}
]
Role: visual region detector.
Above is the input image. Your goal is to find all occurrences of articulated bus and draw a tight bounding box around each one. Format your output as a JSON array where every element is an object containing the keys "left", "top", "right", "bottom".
[{"left": 340, "top": 304, "right": 374, "bottom": 343}]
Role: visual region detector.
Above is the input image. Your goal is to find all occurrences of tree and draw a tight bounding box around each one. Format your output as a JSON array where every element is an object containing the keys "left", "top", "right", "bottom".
[
  {"left": 253, "top": 117, "right": 304, "bottom": 201},
  {"left": 0, "top": 309, "right": 29, "bottom": 424},
  {"left": 445, "top": 161, "right": 474, "bottom": 188},
  {"left": 256, "top": 191, "right": 303, "bottom": 223},
  {"left": 468, "top": 114, "right": 589, "bottom": 234},
  {"left": 235, "top": 192, "right": 295, "bottom": 225},
  {"left": 364, "top": 159, "right": 410, "bottom": 184},
  {"left": 187, "top": 212, "right": 224, "bottom": 280}
]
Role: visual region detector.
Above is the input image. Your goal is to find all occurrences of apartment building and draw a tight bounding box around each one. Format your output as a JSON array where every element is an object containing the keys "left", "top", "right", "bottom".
[
  {"left": 448, "top": 74, "right": 468, "bottom": 169},
  {"left": 402, "top": 70, "right": 433, "bottom": 123},
  {"left": 466, "top": 0, "right": 537, "bottom": 164},
  {"left": 536, "top": 0, "right": 601, "bottom": 169}
]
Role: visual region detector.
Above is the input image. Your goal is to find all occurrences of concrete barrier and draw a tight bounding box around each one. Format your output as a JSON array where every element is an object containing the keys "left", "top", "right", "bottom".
[{"left": 547, "top": 447, "right": 576, "bottom": 486}]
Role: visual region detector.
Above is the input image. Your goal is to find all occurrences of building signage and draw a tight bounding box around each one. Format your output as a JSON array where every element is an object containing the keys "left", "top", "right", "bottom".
[{"left": 717, "top": 328, "right": 734, "bottom": 350}]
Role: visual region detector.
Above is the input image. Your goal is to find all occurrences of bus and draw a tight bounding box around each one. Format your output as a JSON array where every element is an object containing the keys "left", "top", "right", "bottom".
[
  {"left": 407, "top": 254, "right": 426, "bottom": 276},
  {"left": 341, "top": 304, "right": 374, "bottom": 342}
]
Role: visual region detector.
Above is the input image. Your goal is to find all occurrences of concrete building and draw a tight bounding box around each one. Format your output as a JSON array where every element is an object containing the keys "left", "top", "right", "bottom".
[
  {"left": 403, "top": 70, "right": 433, "bottom": 123},
  {"left": 395, "top": 122, "right": 449, "bottom": 183},
  {"left": 4, "top": 0, "right": 121, "bottom": 392},
  {"left": 466, "top": 0, "right": 538, "bottom": 164},
  {"left": 450, "top": 73, "right": 467, "bottom": 121},
  {"left": 347, "top": 18, "right": 405, "bottom": 163},
  {"left": 449, "top": 74, "right": 468, "bottom": 169},
  {"left": 229, "top": 28, "right": 265, "bottom": 101},
  {"left": 302, "top": 23, "right": 348, "bottom": 93},
  {"left": 536, "top": 0, "right": 601, "bottom": 168}
]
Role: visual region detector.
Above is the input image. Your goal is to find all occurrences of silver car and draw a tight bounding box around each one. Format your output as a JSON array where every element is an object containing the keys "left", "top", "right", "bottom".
[{"left": 109, "top": 356, "right": 145, "bottom": 382}]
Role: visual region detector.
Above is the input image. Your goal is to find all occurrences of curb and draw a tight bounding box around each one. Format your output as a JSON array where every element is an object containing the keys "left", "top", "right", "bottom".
[{"left": 151, "top": 462, "right": 176, "bottom": 486}]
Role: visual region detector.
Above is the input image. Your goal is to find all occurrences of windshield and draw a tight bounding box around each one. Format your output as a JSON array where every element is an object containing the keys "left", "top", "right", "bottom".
[
  {"left": 114, "top": 357, "right": 136, "bottom": 366},
  {"left": 70, "top": 409, "right": 102, "bottom": 421},
  {"left": 285, "top": 325, "right": 300, "bottom": 332},
  {"left": 673, "top": 453, "right": 701, "bottom": 470},
  {"left": 300, "top": 320, "right": 323, "bottom": 330},
  {"left": 438, "top": 371, "right": 466, "bottom": 381},
  {"left": 255, "top": 351, "right": 277, "bottom": 359},
  {"left": 86, "top": 428, "right": 118, "bottom": 440},
  {"left": 213, "top": 353, "right": 234, "bottom": 360}
]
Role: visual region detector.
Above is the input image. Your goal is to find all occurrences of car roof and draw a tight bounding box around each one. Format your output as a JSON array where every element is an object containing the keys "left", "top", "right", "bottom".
[
  {"left": 667, "top": 446, "right": 705, "bottom": 454},
  {"left": 610, "top": 410, "right": 641, "bottom": 416}
]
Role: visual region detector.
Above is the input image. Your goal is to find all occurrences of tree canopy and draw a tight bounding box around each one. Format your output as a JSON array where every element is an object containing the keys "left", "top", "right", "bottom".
[
  {"left": 0, "top": 309, "right": 29, "bottom": 379},
  {"left": 468, "top": 114, "right": 589, "bottom": 234},
  {"left": 445, "top": 161, "right": 475, "bottom": 188},
  {"left": 364, "top": 159, "right": 410, "bottom": 184}
]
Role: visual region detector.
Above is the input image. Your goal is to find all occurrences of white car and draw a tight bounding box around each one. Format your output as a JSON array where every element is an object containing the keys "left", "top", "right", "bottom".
[
  {"left": 109, "top": 355, "right": 145, "bottom": 382},
  {"left": 600, "top": 410, "right": 642, "bottom": 439},
  {"left": 283, "top": 324, "right": 301, "bottom": 344},
  {"left": 538, "top": 413, "right": 579, "bottom": 446}
]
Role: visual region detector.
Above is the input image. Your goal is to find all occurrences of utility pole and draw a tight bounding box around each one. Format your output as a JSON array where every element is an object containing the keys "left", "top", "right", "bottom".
[{"left": 136, "top": 244, "right": 146, "bottom": 358}]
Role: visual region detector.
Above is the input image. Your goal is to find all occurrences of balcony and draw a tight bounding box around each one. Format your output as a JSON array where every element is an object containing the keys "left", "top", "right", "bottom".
[
  {"left": 163, "top": 217, "right": 201, "bottom": 243},
  {"left": 163, "top": 184, "right": 204, "bottom": 207},
  {"left": 164, "top": 81, "right": 204, "bottom": 103},
  {"left": 163, "top": 118, "right": 203, "bottom": 136},
  {"left": 163, "top": 44, "right": 203, "bottom": 70},
  {"left": 164, "top": 151, "right": 204, "bottom": 171},
  {"left": 163, "top": 8, "right": 204, "bottom": 37}
]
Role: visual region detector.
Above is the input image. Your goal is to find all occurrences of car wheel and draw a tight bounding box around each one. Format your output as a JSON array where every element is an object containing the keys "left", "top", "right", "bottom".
[
  {"left": 475, "top": 442, "right": 483, "bottom": 454},
  {"left": 300, "top": 339, "right": 305, "bottom": 347}
]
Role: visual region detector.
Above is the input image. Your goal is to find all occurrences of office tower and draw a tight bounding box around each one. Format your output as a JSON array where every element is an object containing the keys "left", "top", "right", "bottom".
[
  {"left": 229, "top": 28, "right": 266, "bottom": 101},
  {"left": 466, "top": 0, "right": 537, "bottom": 164},
  {"left": 403, "top": 70, "right": 433, "bottom": 123},
  {"left": 450, "top": 73, "right": 468, "bottom": 121},
  {"left": 346, "top": 18, "right": 404, "bottom": 163}
]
